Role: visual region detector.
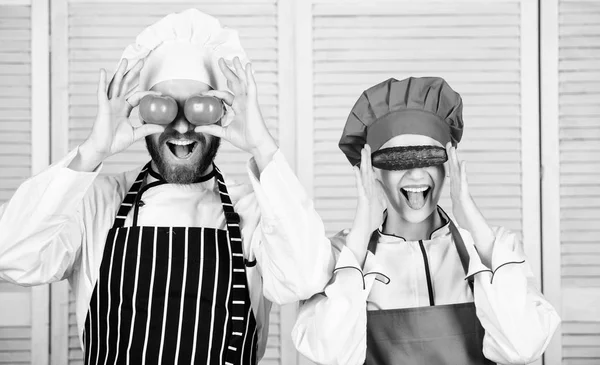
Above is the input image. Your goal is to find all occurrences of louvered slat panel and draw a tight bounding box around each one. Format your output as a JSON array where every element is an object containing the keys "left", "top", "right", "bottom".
[
  {"left": 559, "top": 1, "right": 600, "bottom": 362},
  {"left": 0, "top": 5, "right": 31, "bottom": 204},
  {"left": 562, "top": 322, "right": 600, "bottom": 364},
  {"left": 0, "top": 282, "right": 32, "bottom": 364},
  {"left": 65, "top": 2, "right": 282, "bottom": 364},
  {"left": 312, "top": 1, "right": 523, "bottom": 236},
  {"left": 0, "top": 4, "right": 33, "bottom": 365}
]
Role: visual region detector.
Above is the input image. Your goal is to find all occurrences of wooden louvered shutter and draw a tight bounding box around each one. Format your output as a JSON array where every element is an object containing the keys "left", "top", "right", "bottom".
[
  {"left": 542, "top": 0, "right": 600, "bottom": 363},
  {"left": 0, "top": 5, "right": 31, "bottom": 209},
  {"left": 0, "top": 2, "right": 50, "bottom": 365},
  {"left": 298, "top": 0, "right": 541, "bottom": 271},
  {"left": 49, "top": 1, "right": 290, "bottom": 364}
]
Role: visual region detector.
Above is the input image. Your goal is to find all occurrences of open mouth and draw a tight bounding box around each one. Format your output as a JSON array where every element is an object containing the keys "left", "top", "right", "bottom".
[
  {"left": 166, "top": 139, "right": 198, "bottom": 159},
  {"left": 400, "top": 186, "right": 432, "bottom": 210}
]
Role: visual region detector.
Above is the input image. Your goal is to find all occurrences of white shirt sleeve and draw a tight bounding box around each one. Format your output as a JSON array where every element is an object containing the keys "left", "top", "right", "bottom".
[
  {"left": 292, "top": 234, "right": 378, "bottom": 365},
  {"left": 0, "top": 147, "right": 100, "bottom": 286},
  {"left": 244, "top": 150, "right": 336, "bottom": 304},
  {"left": 464, "top": 226, "right": 561, "bottom": 364}
]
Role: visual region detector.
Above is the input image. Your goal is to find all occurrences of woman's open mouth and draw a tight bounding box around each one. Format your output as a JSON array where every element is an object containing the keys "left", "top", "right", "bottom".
[
  {"left": 166, "top": 139, "right": 198, "bottom": 159},
  {"left": 400, "top": 185, "right": 432, "bottom": 210}
]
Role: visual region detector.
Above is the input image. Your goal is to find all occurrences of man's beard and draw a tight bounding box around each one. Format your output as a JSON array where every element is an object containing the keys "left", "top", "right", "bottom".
[{"left": 145, "top": 132, "right": 221, "bottom": 184}]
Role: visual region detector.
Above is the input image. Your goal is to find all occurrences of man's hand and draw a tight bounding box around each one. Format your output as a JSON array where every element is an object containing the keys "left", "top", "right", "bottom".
[
  {"left": 347, "top": 145, "right": 387, "bottom": 265},
  {"left": 70, "top": 59, "right": 165, "bottom": 172},
  {"left": 194, "top": 57, "right": 277, "bottom": 172},
  {"left": 446, "top": 142, "right": 494, "bottom": 268}
]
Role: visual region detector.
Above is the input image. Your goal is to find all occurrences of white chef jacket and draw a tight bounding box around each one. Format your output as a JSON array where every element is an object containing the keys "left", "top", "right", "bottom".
[
  {"left": 292, "top": 210, "right": 561, "bottom": 365},
  {"left": 0, "top": 147, "right": 334, "bottom": 360}
]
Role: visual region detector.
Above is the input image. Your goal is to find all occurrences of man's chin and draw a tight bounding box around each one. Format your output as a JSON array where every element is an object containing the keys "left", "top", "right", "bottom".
[
  {"left": 156, "top": 151, "right": 203, "bottom": 183},
  {"left": 161, "top": 148, "right": 202, "bottom": 165},
  {"left": 146, "top": 136, "right": 220, "bottom": 184}
]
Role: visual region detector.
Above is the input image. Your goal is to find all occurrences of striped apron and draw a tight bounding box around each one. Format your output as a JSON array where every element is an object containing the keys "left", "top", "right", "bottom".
[{"left": 83, "top": 162, "right": 258, "bottom": 365}]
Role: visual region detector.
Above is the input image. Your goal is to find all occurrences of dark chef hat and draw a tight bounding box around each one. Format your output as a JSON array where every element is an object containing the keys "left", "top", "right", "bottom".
[{"left": 339, "top": 77, "right": 464, "bottom": 166}]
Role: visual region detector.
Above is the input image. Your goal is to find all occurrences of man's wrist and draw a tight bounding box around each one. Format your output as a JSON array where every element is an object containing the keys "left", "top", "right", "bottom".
[
  {"left": 69, "top": 141, "right": 105, "bottom": 172},
  {"left": 250, "top": 135, "right": 278, "bottom": 173}
]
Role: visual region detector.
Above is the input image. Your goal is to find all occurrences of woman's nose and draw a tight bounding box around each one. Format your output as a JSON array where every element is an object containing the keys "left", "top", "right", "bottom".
[{"left": 405, "top": 167, "right": 427, "bottom": 180}]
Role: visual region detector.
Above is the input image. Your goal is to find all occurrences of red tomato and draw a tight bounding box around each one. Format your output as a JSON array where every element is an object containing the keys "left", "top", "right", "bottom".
[
  {"left": 139, "top": 95, "right": 178, "bottom": 125},
  {"left": 183, "top": 95, "right": 224, "bottom": 125}
]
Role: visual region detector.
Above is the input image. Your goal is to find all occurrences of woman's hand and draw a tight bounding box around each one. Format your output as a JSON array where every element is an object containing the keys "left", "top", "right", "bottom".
[
  {"left": 446, "top": 142, "right": 494, "bottom": 267},
  {"left": 346, "top": 145, "right": 387, "bottom": 265}
]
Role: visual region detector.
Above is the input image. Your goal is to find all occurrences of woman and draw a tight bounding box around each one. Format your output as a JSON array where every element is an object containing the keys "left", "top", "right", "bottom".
[{"left": 292, "top": 77, "right": 560, "bottom": 365}]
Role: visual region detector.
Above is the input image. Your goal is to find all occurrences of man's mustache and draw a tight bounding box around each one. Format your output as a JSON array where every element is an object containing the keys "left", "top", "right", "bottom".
[{"left": 158, "top": 131, "right": 207, "bottom": 145}]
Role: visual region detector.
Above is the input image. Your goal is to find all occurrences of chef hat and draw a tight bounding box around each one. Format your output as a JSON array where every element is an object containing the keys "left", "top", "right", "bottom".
[
  {"left": 339, "top": 77, "right": 464, "bottom": 166},
  {"left": 119, "top": 8, "right": 248, "bottom": 92}
]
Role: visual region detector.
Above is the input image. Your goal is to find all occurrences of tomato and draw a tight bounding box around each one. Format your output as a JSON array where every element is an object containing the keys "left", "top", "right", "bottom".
[
  {"left": 183, "top": 95, "right": 224, "bottom": 125},
  {"left": 139, "top": 95, "right": 178, "bottom": 125}
]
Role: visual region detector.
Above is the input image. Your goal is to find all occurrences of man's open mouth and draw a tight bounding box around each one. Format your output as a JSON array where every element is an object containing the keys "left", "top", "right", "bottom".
[
  {"left": 400, "top": 186, "right": 432, "bottom": 210},
  {"left": 166, "top": 139, "right": 198, "bottom": 159}
]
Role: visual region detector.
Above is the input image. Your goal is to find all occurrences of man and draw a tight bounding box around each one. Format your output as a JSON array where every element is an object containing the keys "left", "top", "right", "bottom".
[
  {"left": 292, "top": 77, "right": 560, "bottom": 364},
  {"left": 0, "top": 9, "right": 332, "bottom": 365}
]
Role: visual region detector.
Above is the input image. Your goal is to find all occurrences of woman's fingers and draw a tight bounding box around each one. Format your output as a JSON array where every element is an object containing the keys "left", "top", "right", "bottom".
[
  {"left": 365, "top": 144, "right": 374, "bottom": 186},
  {"left": 446, "top": 142, "right": 461, "bottom": 184},
  {"left": 353, "top": 166, "right": 365, "bottom": 197},
  {"left": 460, "top": 160, "right": 469, "bottom": 192},
  {"left": 360, "top": 147, "right": 369, "bottom": 184}
]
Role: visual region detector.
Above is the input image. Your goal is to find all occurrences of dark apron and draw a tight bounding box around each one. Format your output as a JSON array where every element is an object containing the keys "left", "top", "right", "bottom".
[
  {"left": 365, "top": 222, "right": 495, "bottom": 365},
  {"left": 83, "top": 162, "right": 257, "bottom": 365}
]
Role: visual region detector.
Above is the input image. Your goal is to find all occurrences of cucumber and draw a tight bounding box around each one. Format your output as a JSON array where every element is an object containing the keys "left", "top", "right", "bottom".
[{"left": 371, "top": 145, "right": 448, "bottom": 170}]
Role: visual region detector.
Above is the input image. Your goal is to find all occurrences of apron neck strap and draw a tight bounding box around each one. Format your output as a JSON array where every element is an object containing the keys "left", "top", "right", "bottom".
[
  {"left": 447, "top": 221, "right": 470, "bottom": 277},
  {"left": 112, "top": 162, "right": 152, "bottom": 229},
  {"left": 111, "top": 162, "right": 235, "bottom": 229},
  {"left": 212, "top": 165, "right": 242, "bottom": 226},
  {"left": 213, "top": 166, "right": 252, "bottom": 266},
  {"left": 366, "top": 211, "right": 473, "bottom": 286}
]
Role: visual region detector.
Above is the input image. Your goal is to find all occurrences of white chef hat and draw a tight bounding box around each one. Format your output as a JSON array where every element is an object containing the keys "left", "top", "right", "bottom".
[{"left": 120, "top": 8, "right": 249, "bottom": 92}]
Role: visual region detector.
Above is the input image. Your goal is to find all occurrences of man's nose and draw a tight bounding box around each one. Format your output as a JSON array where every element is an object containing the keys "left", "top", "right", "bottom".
[{"left": 170, "top": 114, "right": 194, "bottom": 135}]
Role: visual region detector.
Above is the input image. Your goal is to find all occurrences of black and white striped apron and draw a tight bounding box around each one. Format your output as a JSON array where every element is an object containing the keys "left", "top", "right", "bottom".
[{"left": 83, "top": 162, "right": 258, "bottom": 365}]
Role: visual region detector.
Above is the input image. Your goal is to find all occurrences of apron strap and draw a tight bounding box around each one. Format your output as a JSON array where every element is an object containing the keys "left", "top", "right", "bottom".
[
  {"left": 367, "top": 230, "right": 380, "bottom": 254},
  {"left": 112, "top": 162, "right": 219, "bottom": 229},
  {"left": 447, "top": 221, "right": 470, "bottom": 276},
  {"left": 213, "top": 165, "right": 256, "bottom": 267},
  {"left": 112, "top": 162, "right": 152, "bottom": 229},
  {"left": 447, "top": 220, "right": 475, "bottom": 291},
  {"left": 366, "top": 209, "right": 475, "bottom": 297}
]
